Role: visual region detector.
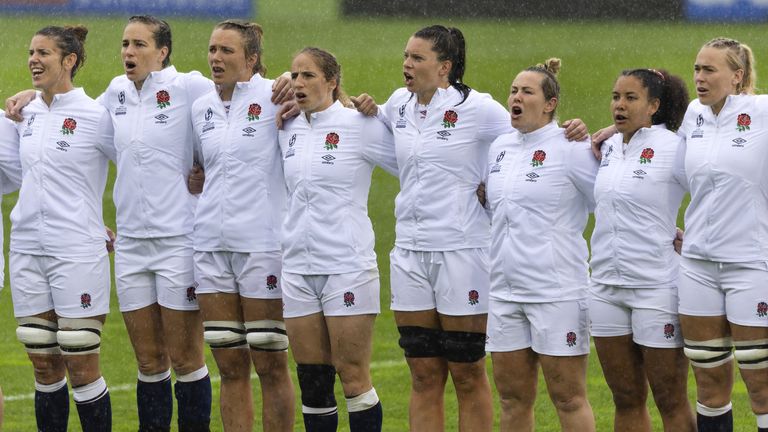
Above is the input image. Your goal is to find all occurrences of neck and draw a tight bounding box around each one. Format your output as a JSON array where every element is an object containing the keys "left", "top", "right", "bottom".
[
  {"left": 41, "top": 82, "right": 74, "bottom": 106},
  {"left": 218, "top": 83, "right": 235, "bottom": 102},
  {"left": 711, "top": 97, "right": 727, "bottom": 116},
  {"left": 417, "top": 82, "right": 450, "bottom": 105},
  {"left": 519, "top": 118, "right": 551, "bottom": 134}
]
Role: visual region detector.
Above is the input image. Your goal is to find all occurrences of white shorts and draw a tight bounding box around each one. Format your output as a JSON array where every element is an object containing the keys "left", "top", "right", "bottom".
[
  {"left": 10, "top": 252, "right": 110, "bottom": 318},
  {"left": 390, "top": 247, "right": 489, "bottom": 315},
  {"left": 115, "top": 235, "right": 197, "bottom": 312},
  {"left": 486, "top": 299, "right": 590, "bottom": 356},
  {"left": 282, "top": 269, "right": 380, "bottom": 318},
  {"left": 679, "top": 257, "right": 768, "bottom": 327},
  {"left": 194, "top": 251, "right": 282, "bottom": 299},
  {"left": 589, "top": 283, "right": 683, "bottom": 348}
]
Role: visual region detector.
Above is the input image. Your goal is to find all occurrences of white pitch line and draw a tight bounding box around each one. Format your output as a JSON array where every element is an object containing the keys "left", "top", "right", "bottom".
[{"left": 4, "top": 359, "right": 407, "bottom": 403}]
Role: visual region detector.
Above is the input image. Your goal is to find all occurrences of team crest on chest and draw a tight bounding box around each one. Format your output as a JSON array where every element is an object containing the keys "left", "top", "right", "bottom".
[
  {"left": 61, "top": 117, "right": 77, "bottom": 135},
  {"left": 639, "top": 148, "right": 654, "bottom": 164},
  {"left": 396, "top": 104, "right": 407, "bottom": 128},
  {"left": 442, "top": 110, "right": 458, "bottom": 128},
  {"left": 247, "top": 103, "right": 261, "bottom": 121},
  {"left": 285, "top": 134, "right": 297, "bottom": 159},
  {"left": 202, "top": 108, "right": 215, "bottom": 133},
  {"left": 324, "top": 132, "right": 339, "bottom": 150},
  {"left": 115, "top": 91, "right": 127, "bottom": 116},
  {"left": 156, "top": 90, "right": 171, "bottom": 109},
  {"left": 691, "top": 114, "right": 704, "bottom": 139},
  {"left": 490, "top": 151, "right": 504, "bottom": 174},
  {"left": 23, "top": 114, "right": 35, "bottom": 137},
  {"left": 531, "top": 150, "right": 546, "bottom": 167},
  {"left": 737, "top": 113, "right": 751, "bottom": 132}
]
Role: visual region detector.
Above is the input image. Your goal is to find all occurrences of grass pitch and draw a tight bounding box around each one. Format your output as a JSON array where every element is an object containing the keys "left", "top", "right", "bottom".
[{"left": 0, "top": 0, "right": 765, "bottom": 430}]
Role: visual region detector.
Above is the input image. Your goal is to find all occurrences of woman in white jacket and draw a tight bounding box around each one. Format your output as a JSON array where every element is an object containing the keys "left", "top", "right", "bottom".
[
  {"left": 485, "top": 59, "right": 598, "bottom": 431},
  {"left": 589, "top": 68, "right": 695, "bottom": 432}
]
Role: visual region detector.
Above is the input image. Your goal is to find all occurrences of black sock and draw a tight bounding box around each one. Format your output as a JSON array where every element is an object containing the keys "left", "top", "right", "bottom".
[
  {"left": 304, "top": 408, "right": 339, "bottom": 432},
  {"left": 349, "top": 401, "right": 382, "bottom": 432},
  {"left": 35, "top": 381, "right": 69, "bottom": 432},
  {"left": 174, "top": 372, "right": 212, "bottom": 432},
  {"left": 137, "top": 374, "right": 172, "bottom": 431},
  {"left": 697, "top": 410, "right": 733, "bottom": 432},
  {"left": 75, "top": 391, "right": 111, "bottom": 432}
]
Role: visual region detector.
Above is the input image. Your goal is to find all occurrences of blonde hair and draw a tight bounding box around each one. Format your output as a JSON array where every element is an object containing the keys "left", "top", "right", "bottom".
[
  {"left": 704, "top": 37, "right": 756, "bottom": 94},
  {"left": 525, "top": 57, "right": 561, "bottom": 119}
]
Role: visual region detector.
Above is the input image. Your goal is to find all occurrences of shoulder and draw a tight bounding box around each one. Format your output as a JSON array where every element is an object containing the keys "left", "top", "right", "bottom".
[{"left": 191, "top": 91, "right": 217, "bottom": 115}]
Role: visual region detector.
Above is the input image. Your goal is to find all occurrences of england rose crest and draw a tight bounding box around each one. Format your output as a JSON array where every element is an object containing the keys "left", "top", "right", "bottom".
[
  {"left": 156, "top": 90, "right": 171, "bottom": 109},
  {"left": 566, "top": 331, "right": 577, "bottom": 347},
  {"left": 247, "top": 103, "right": 262, "bottom": 121},
  {"left": 266, "top": 275, "right": 278, "bottom": 290},
  {"left": 531, "top": 150, "right": 546, "bottom": 167},
  {"left": 442, "top": 110, "right": 458, "bottom": 128},
  {"left": 61, "top": 117, "right": 77, "bottom": 135},
  {"left": 186, "top": 286, "right": 197, "bottom": 302},
  {"left": 757, "top": 301, "right": 768, "bottom": 318},
  {"left": 663, "top": 323, "right": 675, "bottom": 339},
  {"left": 639, "top": 148, "right": 654, "bottom": 164},
  {"left": 468, "top": 290, "right": 479, "bottom": 305},
  {"left": 343, "top": 291, "right": 355, "bottom": 307},
  {"left": 80, "top": 293, "right": 92, "bottom": 309},
  {"left": 737, "top": 113, "right": 751, "bottom": 132},
  {"left": 325, "top": 132, "right": 339, "bottom": 150}
]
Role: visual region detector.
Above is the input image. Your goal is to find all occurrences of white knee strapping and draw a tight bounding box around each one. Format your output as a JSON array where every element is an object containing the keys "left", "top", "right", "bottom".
[
  {"left": 203, "top": 321, "right": 247, "bottom": 349},
  {"left": 346, "top": 387, "right": 379, "bottom": 413},
  {"left": 16, "top": 317, "right": 60, "bottom": 354},
  {"left": 696, "top": 401, "right": 732, "bottom": 417},
  {"left": 245, "top": 320, "right": 289, "bottom": 351},
  {"left": 684, "top": 338, "right": 733, "bottom": 368},
  {"left": 57, "top": 318, "right": 102, "bottom": 355},
  {"left": 733, "top": 339, "right": 768, "bottom": 369}
]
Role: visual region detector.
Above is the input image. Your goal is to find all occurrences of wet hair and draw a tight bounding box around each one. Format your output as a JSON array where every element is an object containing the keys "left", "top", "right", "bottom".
[
  {"left": 128, "top": 15, "right": 172, "bottom": 68},
  {"left": 703, "top": 37, "right": 756, "bottom": 95},
  {"left": 297, "top": 47, "right": 351, "bottom": 107},
  {"left": 35, "top": 25, "right": 88, "bottom": 79},
  {"left": 524, "top": 58, "right": 561, "bottom": 120},
  {"left": 215, "top": 19, "right": 266, "bottom": 76},
  {"left": 620, "top": 69, "right": 689, "bottom": 132},
  {"left": 413, "top": 25, "right": 471, "bottom": 105}
]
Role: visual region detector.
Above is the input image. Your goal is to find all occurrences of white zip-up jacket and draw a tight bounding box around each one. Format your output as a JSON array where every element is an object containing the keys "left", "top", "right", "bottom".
[
  {"left": 486, "top": 122, "right": 598, "bottom": 302},
  {"left": 379, "top": 87, "right": 512, "bottom": 251},
  {"left": 590, "top": 127, "right": 687, "bottom": 287},
  {"left": 278, "top": 101, "right": 397, "bottom": 274},
  {"left": 680, "top": 95, "right": 768, "bottom": 262},
  {"left": 12, "top": 89, "right": 113, "bottom": 258},
  {"left": 191, "top": 74, "right": 284, "bottom": 253},
  {"left": 98, "top": 66, "right": 214, "bottom": 238}
]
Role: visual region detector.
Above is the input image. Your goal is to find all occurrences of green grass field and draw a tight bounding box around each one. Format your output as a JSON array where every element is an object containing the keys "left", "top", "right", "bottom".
[{"left": 0, "top": 0, "right": 766, "bottom": 430}]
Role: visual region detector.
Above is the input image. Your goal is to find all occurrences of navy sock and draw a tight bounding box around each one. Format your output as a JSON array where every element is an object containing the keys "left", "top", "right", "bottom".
[
  {"left": 74, "top": 391, "right": 111, "bottom": 432},
  {"left": 174, "top": 370, "right": 212, "bottom": 432},
  {"left": 35, "top": 380, "right": 69, "bottom": 432},
  {"left": 697, "top": 410, "right": 733, "bottom": 432},
  {"left": 303, "top": 409, "right": 339, "bottom": 432},
  {"left": 137, "top": 373, "right": 172, "bottom": 432},
  {"left": 349, "top": 401, "right": 382, "bottom": 432}
]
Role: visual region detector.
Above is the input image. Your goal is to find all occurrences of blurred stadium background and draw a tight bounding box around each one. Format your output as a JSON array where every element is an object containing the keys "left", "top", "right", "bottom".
[{"left": 0, "top": 0, "right": 766, "bottom": 430}]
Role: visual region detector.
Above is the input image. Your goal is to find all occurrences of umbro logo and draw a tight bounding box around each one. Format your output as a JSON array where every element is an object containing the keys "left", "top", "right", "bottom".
[
  {"left": 56, "top": 141, "right": 70, "bottom": 152},
  {"left": 154, "top": 114, "right": 169, "bottom": 124},
  {"left": 437, "top": 130, "right": 451, "bottom": 141},
  {"left": 242, "top": 126, "right": 256, "bottom": 137},
  {"left": 633, "top": 169, "right": 646, "bottom": 179},
  {"left": 321, "top": 154, "right": 335, "bottom": 165},
  {"left": 732, "top": 137, "right": 746, "bottom": 147},
  {"left": 525, "top": 172, "right": 539, "bottom": 182}
]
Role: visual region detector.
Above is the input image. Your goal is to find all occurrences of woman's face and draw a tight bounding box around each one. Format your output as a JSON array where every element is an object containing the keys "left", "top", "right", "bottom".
[
  {"left": 402, "top": 36, "right": 449, "bottom": 100},
  {"left": 28, "top": 35, "right": 71, "bottom": 92},
  {"left": 121, "top": 22, "right": 167, "bottom": 84},
  {"left": 694, "top": 46, "right": 742, "bottom": 113},
  {"left": 291, "top": 52, "right": 335, "bottom": 115},
  {"left": 507, "top": 71, "right": 556, "bottom": 133},
  {"left": 612, "top": 75, "right": 658, "bottom": 140},
  {"left": 208, "top": 28, "right": 255, "bottom": 87}
]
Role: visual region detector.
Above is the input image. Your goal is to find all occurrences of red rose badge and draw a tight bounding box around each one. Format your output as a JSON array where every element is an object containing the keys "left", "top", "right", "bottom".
[
  {"left": 737, "top": 113, "right": 751, "bottom": 132},
  {"left": 468, "top": 290, "right": 479, "bottom": 306},
  {"left": 247, "top": 103, "right": 262, "bottom": 121},
  {"left": 343, "top": 291, "right": 355, "bottom": 307},
  {"left": 640, "top": 148, "right": 654, "bottom": 164},
  {"left": 758, "top": 301, "right": 768, "bottom": 318},
  {"left": 531, "top": 150, "right": 546, "bottom": 167},
  {"left": 325, "top": 132, "right": 339, "bottom": 150},
  {"left": 566, "top": 331, "right": 577, "bottom": 347},
  {"left": 61, "top": 117, "right": 77, "bottom": 135},
  {"left": 442, "top": 110, "right": 458, "bottom": 128},
  {"left": 663, "top": 323, "right": 675, "bottom": 339},
  {"left": 156, "top": 90, "right": 171, "bottom": 109},
  {"left": 266, "top": 275, "right": 278, "bottom": 290},
  {"left": 80, "top": 293, "right": 92, "bottom": 309}
]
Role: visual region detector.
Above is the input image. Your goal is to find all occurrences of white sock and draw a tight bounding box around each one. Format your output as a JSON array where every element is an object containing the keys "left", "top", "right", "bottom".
[
  {"left": 176, "top": 365, "right": 209, "bottom": 383},
  {"left": 697, "top": 401, "right": 732, "bottom": 417},
  {"left": 35, "top": 377, "right": 67, "bottom": 393},
  {"left": 346, "top": 387, "right": 379, "bottom": 412},
  {"left": 72, "top": 376, "right": 108, "bottom": 403},
  {"left": 138, "top": 369, "right": 171, "bottom": 383}
]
